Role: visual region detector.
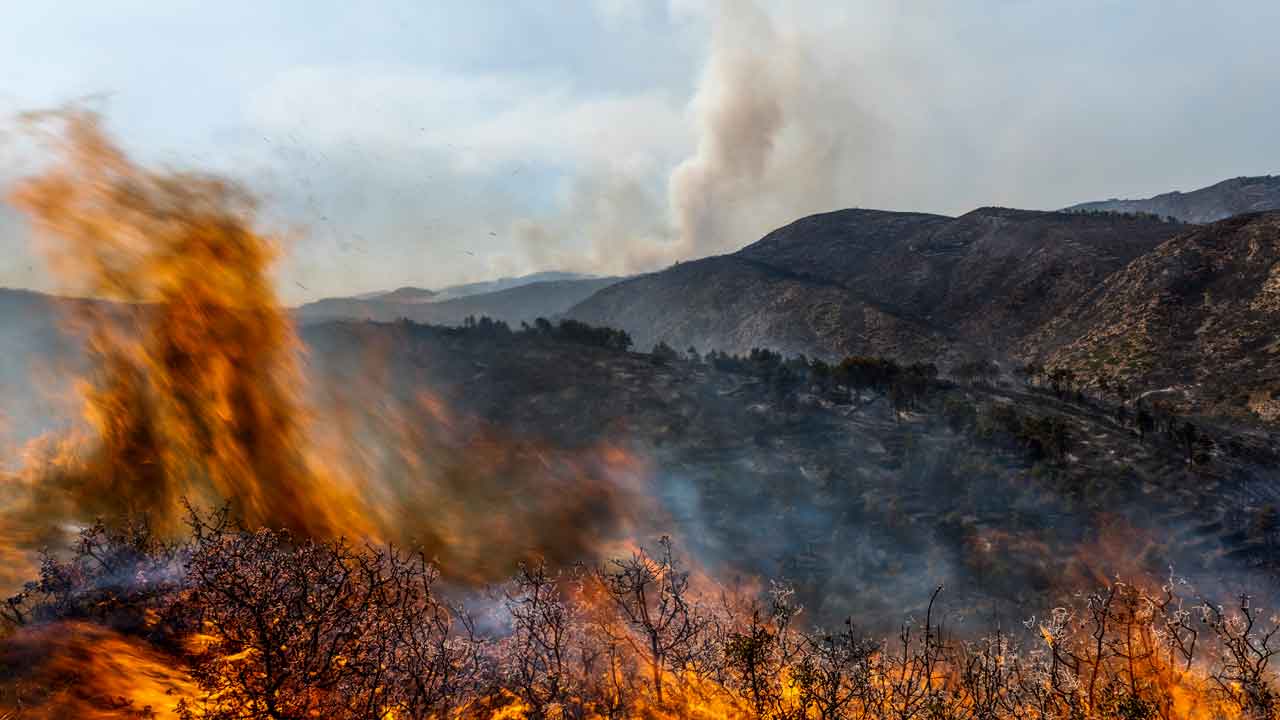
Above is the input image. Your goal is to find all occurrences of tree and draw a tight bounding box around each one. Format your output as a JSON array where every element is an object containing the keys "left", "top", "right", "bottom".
[
  {"left": 1136, "top": 406, "right": 1155, "bottom": 441},
  {"left": 595, "top": 537, "right": 712, "bottom": 704},
  {"left": 500, "top": 561, "right": 584, "bottom": 718},
  {"left": 724, "top": 609, "right": 780, "bottom": 716},
  {"left": 1020, "top": 361, "right": 1046, "bottom": 387},
  {"left": 652, "top": 341, "right": 680, "bottom": 365},
  {"left": 1177, "top": 421, "right": 1198, "bottom": 464},
  {"left": 1046, "top": 367, "right": 1079, "bottom": 399},
  {"left": 177, "top": 522, "right": 480, "bottom": 720},
  {"left": 955, "top": 358, "right": 999, "bottom": 386}
]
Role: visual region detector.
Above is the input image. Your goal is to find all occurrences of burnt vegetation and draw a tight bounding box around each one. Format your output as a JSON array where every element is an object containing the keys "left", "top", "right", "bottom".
[
  {"left": 302, "top": 317, "right": 1280, "bottom": 611},
  {"left": 6, "top": 516, "right": 1280, "bottom": 719}
]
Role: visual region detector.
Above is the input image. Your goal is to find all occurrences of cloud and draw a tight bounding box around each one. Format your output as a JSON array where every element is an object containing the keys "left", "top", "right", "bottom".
[
  {"left": 237, "top": 62, "right": 693, "bottom": 298},
  {"left": 246, "top": 64, "right": 690, "bottom": 176}
]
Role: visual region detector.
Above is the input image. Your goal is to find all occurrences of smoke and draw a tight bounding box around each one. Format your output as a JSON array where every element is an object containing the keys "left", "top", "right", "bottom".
[
  {"left": 667, "top": 0, "right": 844, "bottom": 262},
  {"left": 511, "top": 0, "right": 872, "bottom": 275}
]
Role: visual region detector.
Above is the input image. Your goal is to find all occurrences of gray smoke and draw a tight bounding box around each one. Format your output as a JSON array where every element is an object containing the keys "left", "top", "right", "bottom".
[
  {"left": 667, "top": 0, "right": 848, "bottom": 262},
  {"left": 512, "top": 0, "right": 871, "bottom": 276}
]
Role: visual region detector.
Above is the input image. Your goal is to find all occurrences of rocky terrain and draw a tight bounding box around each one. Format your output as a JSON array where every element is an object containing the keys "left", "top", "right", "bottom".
[
  {"left": 1066, "top": 174, "right": 1280, "bottom": 223},
  {"left": 1030, "top": 212, "right": 1280, "bottom": 423}
]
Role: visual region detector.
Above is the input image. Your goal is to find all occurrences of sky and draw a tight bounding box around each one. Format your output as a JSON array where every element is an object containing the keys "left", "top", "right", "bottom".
[{"left": 1, "top": 0, "right": 1278, "bottom": 304}]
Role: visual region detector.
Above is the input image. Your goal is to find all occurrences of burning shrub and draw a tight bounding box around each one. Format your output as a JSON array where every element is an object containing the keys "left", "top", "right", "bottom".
[
  {"left": 5, "top": 522, "right": 1280, "bottom": 719},
  {"left": 175, "top": 517, "right": 484, "bottom": 720},
  {"left": 595, "top": 537, "right": 721, "bottom": 705},
  {"left": 3, "top": 515, "right": 183, "bottom": 636}
]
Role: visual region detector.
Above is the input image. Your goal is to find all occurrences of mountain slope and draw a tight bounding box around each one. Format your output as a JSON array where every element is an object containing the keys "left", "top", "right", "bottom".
[
  {"left": 374, "top": 286, "right": 437, "bottom": 303},
  {"left": 567, "top": 254, "right": 955, "bottom": 360},
  {"left": 569, "top": 208, "right": 1185, "bottom": 359},
  {"left": 303, "top": 319, "right": 1280, "bottom": 620},
  {"left": 1065, "top": 175, "right": 1280, "bottom": 224},
  {"left": 428, "top": 271, "right": 594, "bottom": 302},
  {"left": 0, "top": 289, "right": 98, "bottom": 441},
  {"left": 740, "top": 207, "right": 1185, "bottom": 346},
  {"left": 1029, "top": 212, "right": 1280, "bottom": 421}
]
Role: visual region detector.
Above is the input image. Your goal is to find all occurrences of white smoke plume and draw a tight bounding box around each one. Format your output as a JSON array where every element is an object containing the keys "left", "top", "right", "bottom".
[{"left": 514, "top": 0, "right": 873, "bottom": 276}]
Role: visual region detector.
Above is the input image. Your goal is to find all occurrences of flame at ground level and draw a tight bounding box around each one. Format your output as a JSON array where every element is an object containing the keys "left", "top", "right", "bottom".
[
  {"left": 0, "top": 621, "right": 197, "bottom": 719},
  {"left": 2, "top": 522, "right": 1275, "bottom": 720}
]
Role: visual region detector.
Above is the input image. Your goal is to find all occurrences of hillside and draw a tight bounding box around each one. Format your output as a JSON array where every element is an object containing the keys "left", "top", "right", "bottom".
[
  {"left": 565, "top": 254, "right": 956, "bottom": 362},
  {"left": 740, "top": 207, "right": 1185, "bottom": 346},
  {"left": 5, "top": 283, "right": 1280, "bottom": 618},
  {"left": 1029, "top": 212, "right": 1280, "bottom": 422},
  {"left": 1066, "top": 175, "right": 1280, "bottom": 223},
  {"left": 303, "top": 319, "right": 1280, "bottom": 621},
  {"left": 372, "top": 286, "right": 437, "bottom": 303},
  {"left": 294, "top": 276, "right": 620, "bottom": 326},
  {"left": 569, "top": 207, "right": 1185, "bottom": 359}
]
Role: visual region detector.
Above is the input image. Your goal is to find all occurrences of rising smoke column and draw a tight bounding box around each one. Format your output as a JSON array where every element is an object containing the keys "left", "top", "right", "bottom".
[
  {"left": 508, "top": 0, "right": 855, "bottom": 274},
  {"left": 668, "top": 0, "right": 857, "bottom": 262},
  {"left": 668, "top": 0, "right": 786, "bottom": 260}
]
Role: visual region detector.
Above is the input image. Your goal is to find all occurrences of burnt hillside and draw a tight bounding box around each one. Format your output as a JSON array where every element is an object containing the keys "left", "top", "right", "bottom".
[{"left": 305, "top": 319, "right": 1280, "bottom": 623}]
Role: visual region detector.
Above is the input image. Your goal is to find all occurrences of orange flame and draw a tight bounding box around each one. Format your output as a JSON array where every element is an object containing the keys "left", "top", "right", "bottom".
[
  {"left": 4, "top": 109, "right": 372, "bottom": 549},
  {"left": 0, "top": 621, "right": 197, "bottom": 719}
]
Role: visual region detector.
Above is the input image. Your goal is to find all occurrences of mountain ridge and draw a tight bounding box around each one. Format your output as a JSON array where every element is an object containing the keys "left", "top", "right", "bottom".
[
  {"left": 1064, "top": 174, "right": 1280, "bottom": 223},
  {"left": 295, "top": 275, "right": 620, "bottom": 327},
  {"left": 569, "top": 206, "right": 1186, "bottom": 359}
]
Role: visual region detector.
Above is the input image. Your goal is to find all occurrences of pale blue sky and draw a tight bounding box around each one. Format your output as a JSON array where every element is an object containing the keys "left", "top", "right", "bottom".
[{"left": 2, "top": 1, "right": 1278, "bottom": 303}]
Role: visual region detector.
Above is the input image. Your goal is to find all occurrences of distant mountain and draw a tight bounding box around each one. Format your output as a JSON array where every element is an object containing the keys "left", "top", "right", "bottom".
[
  {"left": 373, "top": 287, "right": 438, "bottom": 303},
  {"left": 1065, "top": 175, "right": 1280, "bottom": 224},
  {"left": 569, "top": 208, "right": 1186, "bottom": 360},
  {"left": 429, "top": 271, "right": 594, "bottom": 302},
  {"left": 295, "top": 276, "right": 621, "bottom": 327},
  {"left": 1029, "top": 211, "right": 1280, "bottom": 422},
  {"left": 351, "top": 272, "right": 598, "bottom": 305}
]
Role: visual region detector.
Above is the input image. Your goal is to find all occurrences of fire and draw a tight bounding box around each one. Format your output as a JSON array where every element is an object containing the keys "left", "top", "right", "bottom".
[
  {"left": 4, "top": 109, "right": 373, "bottom": 548},
  {"left": 1, "top": 111, "right": 652, "bottom": 579},
  {"left": 0, "top": 621, "right": 197, "bottom": 719},
  {"left": 302, "top": 323, "right": 659, "bottom": 582},
  {"left": 0, "top": 112, "right": 1276, "bottom": 720}
]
